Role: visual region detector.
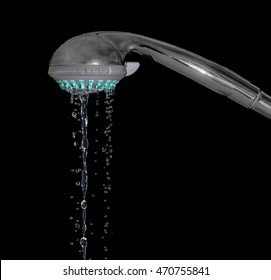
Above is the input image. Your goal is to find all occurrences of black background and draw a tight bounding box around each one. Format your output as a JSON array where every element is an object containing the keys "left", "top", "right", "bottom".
[{"left": 1, "top": 3, "right": 270, "bottom": 260}]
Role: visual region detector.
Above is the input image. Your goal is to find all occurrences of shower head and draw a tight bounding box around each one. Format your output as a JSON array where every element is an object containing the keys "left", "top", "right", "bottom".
[
  {"left": 48, "top": 33, "right": 139, "bottom": 94},
  {"left": 48, "top": 31, "right": 271, "bottom": 119}
]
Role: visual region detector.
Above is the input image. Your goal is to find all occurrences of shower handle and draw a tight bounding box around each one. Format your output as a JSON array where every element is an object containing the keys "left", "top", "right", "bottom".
[{"left": 99, "top": 32, "right": 271, "bottom": 119}]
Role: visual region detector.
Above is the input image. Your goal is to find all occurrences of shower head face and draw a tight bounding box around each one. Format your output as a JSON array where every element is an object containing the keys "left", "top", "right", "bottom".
[
  {"left": 48, "top": 32, "right": 139, "bottom": 94},
  {"left": 49, "top": 64, "right": 126, "bottom": 94}
]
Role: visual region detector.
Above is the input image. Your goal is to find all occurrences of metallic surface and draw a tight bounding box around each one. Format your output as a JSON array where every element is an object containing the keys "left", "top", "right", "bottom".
[{"left": 49, "top": 31, "right": 271, "bottom": 119}]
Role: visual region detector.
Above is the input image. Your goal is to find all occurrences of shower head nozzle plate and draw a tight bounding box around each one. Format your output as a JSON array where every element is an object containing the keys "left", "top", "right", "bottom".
[{"left": 48, "top": 62, "right": 140, "bottom": 94}]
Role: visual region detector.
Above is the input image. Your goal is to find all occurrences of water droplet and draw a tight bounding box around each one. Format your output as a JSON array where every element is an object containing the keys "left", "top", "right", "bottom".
[
  {"left": 76, "top": 181, "right": 80, "bottom": 186},
  {"left": 81, "top": 200, "right": 88, "bottom": 209},
  {"left": 75, "top": 169, "right": 81, "bottom": 173},
  {"left": 72, "top": 112, "right": 77, "bottom": 118},
  {"left": 69, "top": 216, "right": 73, "bottom": 220},
  {"left": 80, "top": 237, "right": 87, "bottom": 248},
  {"left": 90, "top": 223, "right": 93, "bottom": 226},
  {"left": 72, "top": 132, "right": 76, "bottom": 138},
  {"left": 70, "top": 196, "right": 74, "bottom": 199},
  {"left": 102, "top": 147, "right": 106, "bottom": 152},
  {"left": 90, "top": 232, "right": 94, "bottom": 235},
  {"left": 74, "top": 142, "right": 78, "bottom": 147},
  {"left": 75, "top": 223, "right": 80, "bottom": 229},
  {"left": 92, "top": 194, "right": 96, "bottom": 198},
  {"left": 70, "top": 242, "right": 74, "bottom": 245},
  {"left": 95, "top": 139, "right": 99, "bottom": 142},
  {"left": 71, "top": 169, "right": 75, "bottom": 172}
]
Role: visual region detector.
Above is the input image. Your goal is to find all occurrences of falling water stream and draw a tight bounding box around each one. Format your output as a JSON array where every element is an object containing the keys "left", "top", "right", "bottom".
[
  {"left": 78, "top": 94, "right": 89, "bottom": 260},
  {"left": 102, "top": 91, "right": 115, "bottom": 259},
  {"left": 69, "top": 89, "right": 115, "bottom": 260}
]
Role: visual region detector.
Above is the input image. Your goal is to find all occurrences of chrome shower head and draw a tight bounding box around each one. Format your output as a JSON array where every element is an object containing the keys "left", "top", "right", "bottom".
[
  {"left": 48, "top": 31, "right": 271, "bottom": 119},
  {"left": 48, "top": 33, "right": 139, "bottom": 94}
]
